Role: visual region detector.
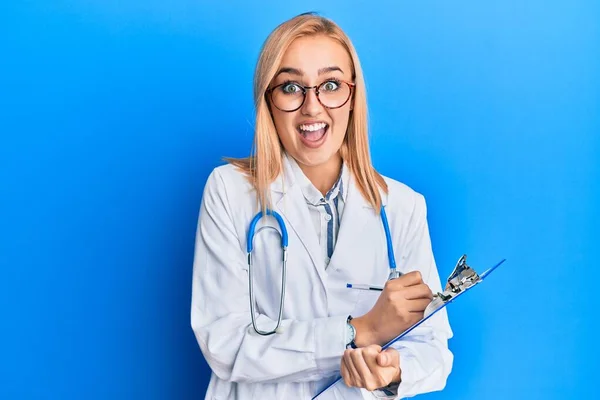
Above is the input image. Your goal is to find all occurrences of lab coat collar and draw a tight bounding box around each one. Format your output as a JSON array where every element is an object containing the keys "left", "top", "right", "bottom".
[
  {"left": 270, "top": 152, "right": 388, "bottom": 208},
  {"left": 284, "top": 153, "right": 349, "bottom": 206}
]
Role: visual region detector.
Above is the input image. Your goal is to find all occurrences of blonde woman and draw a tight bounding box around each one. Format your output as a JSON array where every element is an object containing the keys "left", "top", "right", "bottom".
[{"left": 191, "top": 12, "right": 453, "bottom": 400}]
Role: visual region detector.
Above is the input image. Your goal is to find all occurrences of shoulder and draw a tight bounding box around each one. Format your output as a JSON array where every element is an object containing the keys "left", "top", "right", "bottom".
[
  {"left": 202, "top": 163, "right": 255, "bottom": 208},
  {"left": 376, "top": 174, "right": 433, "bottom": 256},
  {"left": 204, "top": 163, "right": 253, "bottom": 192},
  {"left": 380, "top": 174, "right": 427, "bottom": 221},
  {"left": 381, "top": 174, "right": 426, "bottom": 210}
]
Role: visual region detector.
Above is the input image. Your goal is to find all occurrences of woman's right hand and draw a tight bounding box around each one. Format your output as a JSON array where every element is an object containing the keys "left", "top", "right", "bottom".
[{"left": 351, "top": 271, "right": 433, "bottom": 346}]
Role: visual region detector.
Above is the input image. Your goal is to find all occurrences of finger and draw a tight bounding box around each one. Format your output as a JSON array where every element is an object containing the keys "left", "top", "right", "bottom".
[
  {"left": 403, "top": 284, "right": 433, "bottom": 300},
  {"left": 341, "top": 355, "right": 353, "bottom": 387},
  {"left": 350, "top": 349, "right": 375, "bottom": 386},
  {"left": 361, "top": 345, "right": 381, "bottom": 372},
  {"left": 397, "top": 271, "right": 424, "bottom": 286},
  {"left": 377, "top": 348, "right": 399, "bottom": 368},
  {"left": 353, "top": 348, "right": 386, "bottom": 391},
  {"left": 363, "top": 347, "right": 381, "bottom": 375},
  {"left": 407, "top": 297, "right": 433, "bottom": 313},
  {"left": 344, "top": 350, "right": 362, "bottom": 387},
  {"left": 384, "top": 271, "right": 422, "bottom": 290}
]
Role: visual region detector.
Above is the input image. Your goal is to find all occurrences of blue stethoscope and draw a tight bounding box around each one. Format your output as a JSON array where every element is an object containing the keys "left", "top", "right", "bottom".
[{"left": 246, "top": 206, "right": 400, "bottom": 335}]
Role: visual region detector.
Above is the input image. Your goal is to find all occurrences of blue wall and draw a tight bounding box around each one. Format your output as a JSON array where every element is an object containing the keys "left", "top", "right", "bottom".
[{"left": 2, "top": 1, "right": 598, "bottom": 399}]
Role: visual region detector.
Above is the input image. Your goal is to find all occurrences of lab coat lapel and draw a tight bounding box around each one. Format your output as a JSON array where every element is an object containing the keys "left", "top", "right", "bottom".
[
  {"left": 270, "top": 158, "right": 327, "bottom": 280},
  {"left": 328, "top": 175, "right": 388, "bottom": 270}
]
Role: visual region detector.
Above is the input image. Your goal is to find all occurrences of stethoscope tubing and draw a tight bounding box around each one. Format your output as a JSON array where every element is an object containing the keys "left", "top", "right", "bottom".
[{"left": 246, "top": 206, "right": 398, "bottom": 335}]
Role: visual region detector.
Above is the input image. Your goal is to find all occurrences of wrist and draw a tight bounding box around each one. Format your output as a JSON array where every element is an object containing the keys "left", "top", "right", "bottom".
[{"left": 350, "top": 315, "right": 377, "bottom": 347}]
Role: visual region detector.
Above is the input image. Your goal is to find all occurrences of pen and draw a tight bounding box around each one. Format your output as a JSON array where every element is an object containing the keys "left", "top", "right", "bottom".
[{"left": 346, "top": 283, "right": 383, "bottom": 291}]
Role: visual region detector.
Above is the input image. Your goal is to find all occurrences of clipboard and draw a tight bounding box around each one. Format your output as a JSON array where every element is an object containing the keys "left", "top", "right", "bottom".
[{"left": 312, "top": 255, "right": 506, "bottom": 399}]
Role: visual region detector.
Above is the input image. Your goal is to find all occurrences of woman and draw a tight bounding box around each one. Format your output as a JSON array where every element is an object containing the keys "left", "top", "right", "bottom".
[{"left": 191, "top": 12, "right": 453, "bottom": 400}]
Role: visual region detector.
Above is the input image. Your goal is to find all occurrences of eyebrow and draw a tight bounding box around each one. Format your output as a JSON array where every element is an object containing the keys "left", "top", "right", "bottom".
[{"left": 275, "top": 66, "right": 345, "bottom": 77}]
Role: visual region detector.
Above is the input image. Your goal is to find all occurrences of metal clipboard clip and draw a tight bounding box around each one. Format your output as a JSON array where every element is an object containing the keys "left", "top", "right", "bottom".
[{"left": 425, "top": 254, "right": 484, "bottom": 317}]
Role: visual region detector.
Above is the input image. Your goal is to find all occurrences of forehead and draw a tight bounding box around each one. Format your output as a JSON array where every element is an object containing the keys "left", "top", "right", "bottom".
[{"left": 279, "top": 35, "right": 352, "bottom": 77}]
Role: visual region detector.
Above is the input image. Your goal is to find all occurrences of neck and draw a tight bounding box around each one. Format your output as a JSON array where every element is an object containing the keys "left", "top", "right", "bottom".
[{"left": 298, "top": 154, "right": 343, "bottom": 197}]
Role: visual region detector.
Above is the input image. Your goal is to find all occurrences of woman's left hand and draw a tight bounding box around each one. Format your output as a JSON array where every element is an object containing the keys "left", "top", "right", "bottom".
[{"left": 340, "top": 345, "right": 401, "bottom": 391}]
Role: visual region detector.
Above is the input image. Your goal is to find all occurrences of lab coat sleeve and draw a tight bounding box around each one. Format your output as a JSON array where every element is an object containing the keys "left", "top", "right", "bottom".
[
  {"left": 190, "top": 169, "right": 347, "bottom": 384},
  {"left": 371, "top": 193, "right": 454, "bottom": 399}
]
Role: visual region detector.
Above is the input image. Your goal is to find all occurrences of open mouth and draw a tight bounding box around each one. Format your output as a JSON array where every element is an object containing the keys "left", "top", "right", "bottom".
[{"left": 296, "top": 122, "right": 329, "bottom": 147}]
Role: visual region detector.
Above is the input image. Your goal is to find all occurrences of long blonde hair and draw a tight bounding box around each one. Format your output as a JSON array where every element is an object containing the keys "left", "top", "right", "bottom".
[{"left": 227, "top": 12, "right": 387, "bottom": 212}]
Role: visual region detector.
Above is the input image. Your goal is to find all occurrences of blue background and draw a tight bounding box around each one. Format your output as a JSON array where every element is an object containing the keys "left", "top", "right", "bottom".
[{"left": 1, "top": 1, "right": 598, "bottom": 399}]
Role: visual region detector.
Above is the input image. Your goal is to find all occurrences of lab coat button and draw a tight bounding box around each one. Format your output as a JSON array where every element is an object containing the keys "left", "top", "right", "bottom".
[{"left": 324, "top": 214, "right": 332, "bottom": 221}]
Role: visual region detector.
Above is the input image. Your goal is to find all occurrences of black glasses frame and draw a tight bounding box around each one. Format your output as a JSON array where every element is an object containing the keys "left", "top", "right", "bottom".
[{"left": 266, "top": 79, "right": 356, "bottom": 112}]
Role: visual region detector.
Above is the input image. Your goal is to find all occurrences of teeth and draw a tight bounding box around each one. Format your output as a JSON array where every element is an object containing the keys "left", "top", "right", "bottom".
[{"left": 299, "top": 122, "right": 327, "bottom": 132}]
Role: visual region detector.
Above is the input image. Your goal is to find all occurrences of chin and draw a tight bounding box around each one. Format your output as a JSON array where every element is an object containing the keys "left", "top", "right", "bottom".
[{"left": 295, "top": 149, "right": 338, "bottom": 168}]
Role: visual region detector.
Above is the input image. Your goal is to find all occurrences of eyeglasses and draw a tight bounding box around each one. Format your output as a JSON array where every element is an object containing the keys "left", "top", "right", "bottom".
[{"left": 266, "top": 78, "right": 355, "bottom": 112}]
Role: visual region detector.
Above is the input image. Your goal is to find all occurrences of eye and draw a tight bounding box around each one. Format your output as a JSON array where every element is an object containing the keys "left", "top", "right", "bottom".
[
  {"left": 321, "top": 80, "right": 340, "bottom": 92},
  {"left": 281, "top": 82, "right": 302, "bottom": 94}
]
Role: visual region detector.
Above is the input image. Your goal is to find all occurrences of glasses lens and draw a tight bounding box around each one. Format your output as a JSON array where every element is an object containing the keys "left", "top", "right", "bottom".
[
  {"left": 270, "top": 81, "right": 352, "bottom": 111},
  {"left": 318, "top": 80, "right": 351, "bottom": 108},
  {"left": 271, "top": 82, "right": 305, "bottom": 111}
]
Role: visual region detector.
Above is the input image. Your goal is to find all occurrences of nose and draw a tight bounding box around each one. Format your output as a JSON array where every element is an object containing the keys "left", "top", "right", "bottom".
[{"left": 300, "top": 87, "right": 323, "bottom": 116}]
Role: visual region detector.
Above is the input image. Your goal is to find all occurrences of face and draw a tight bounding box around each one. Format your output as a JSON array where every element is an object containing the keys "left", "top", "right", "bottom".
[{"left": 268, "top": 35, "right": 354, "bottom": 170}]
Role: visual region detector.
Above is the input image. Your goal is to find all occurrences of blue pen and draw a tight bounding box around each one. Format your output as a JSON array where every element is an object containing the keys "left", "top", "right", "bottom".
[{"left": 346, "top": 283, "right": 383, "bottom": 291}]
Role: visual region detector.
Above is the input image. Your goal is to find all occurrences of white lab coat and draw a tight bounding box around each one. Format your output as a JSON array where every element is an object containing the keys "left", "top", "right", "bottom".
[{"left": 191, "top": 155, "right": 453, "bottom": 399}]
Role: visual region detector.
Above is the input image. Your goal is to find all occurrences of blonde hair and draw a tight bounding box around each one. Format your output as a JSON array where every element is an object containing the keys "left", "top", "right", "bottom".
[{"left": 227, "top": 12, "right": 387, "bottom": 212}]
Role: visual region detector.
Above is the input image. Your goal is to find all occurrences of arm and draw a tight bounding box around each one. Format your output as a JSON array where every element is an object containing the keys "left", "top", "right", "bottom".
[{"left": 190, "top": 169, "right": 347, "bottom": 384}]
